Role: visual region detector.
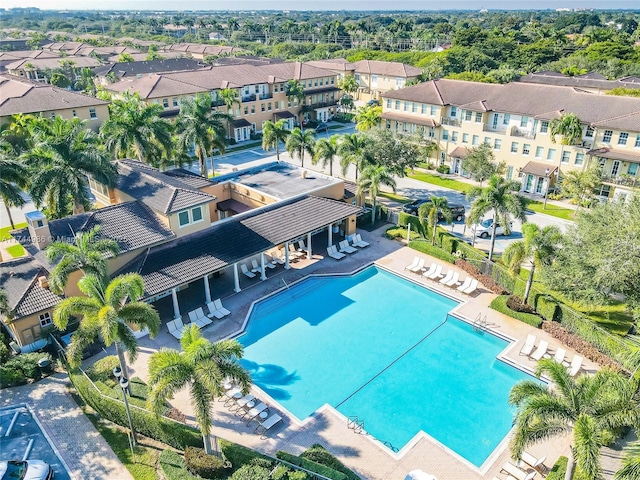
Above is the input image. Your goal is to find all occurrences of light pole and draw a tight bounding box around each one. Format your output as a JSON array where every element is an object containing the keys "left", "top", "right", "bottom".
[
  {"left": 543, "top": 168, "right": 551, "bottom": 210},
  {"left": 113, "top": 366, "right": 137, "bottom": 456}
]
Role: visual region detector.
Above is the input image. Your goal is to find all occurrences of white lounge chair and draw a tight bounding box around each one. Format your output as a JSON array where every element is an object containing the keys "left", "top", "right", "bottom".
[
  {"left": 409, "top": 258, "right": 426, "bottom": 273},
  {"left": 439, "top": 270, "right": 454, "bottom": 284},
  {"left": 269, "top": 251, "right": 285, "bottom": 265},
  {"left": 520, "top": 451, "right": 547, "bottom": 472},
  {"left": 462, "top": 278, "right": 479, "bottom": 295},
  {"left": 422, "top": 263, "right": 438, "bottom": 278},
  {"left": 194, "top": 307, "right": 213, "bottom": 327},
  {"left": 444, "top": 272, "right": 460, "bottom": 287},
  {"left": 426, "top": 265, "right": 443, "bottom": 279},
  {"left": 167, "top": 319, "right": 184, "bottom": 340},
  {"left": 254, "top": 413, "right": 283, "bottom": 435},
  {"left": 520, "top": 334, "right": 536, "bottom": 356},
  {"left": 243, "top": 402, "right": 268, "bottom": 423},
  {"left": 530, "top": 340, "right": 549, "bottom": 361},
  {"left": 263, "top": 255, "right": 277, "bottom": 269},
  {"left": 251, "top": 259, "right": 264, "bottom": 274},
  {"left": 223, "top": 387, "right": 242, "bottom": 406},
  {"left": 289, "top": 243, "right": 304, "bottom": 259},
  {"left": 568, "top": 355, "right": 583, "bottom": 377},
  {"left": 213, "top": 298, "right": 231, "bottom": 316},
  {"left": 327, "top": 245, "right": 345, "bottom": 260},
  {"left": 338, "top": 240, "right": 357, "bottom": 254},
  {"left": 241, "top": 264, "right": 256, "bottom": 278},
  {"left": 298, "top": 240, "right": 308, "bottom": 252},
  {"left": 456, "top": 277, "right": 473, "bottom": 292},
  {"left": 501, "top": 462, "right": 536, "bottom": 480},
  {"left": 231, "top": 394, "right": 255, "bottom": 412},
  {"left": 188, "top": 309, "right": 200, "bottom": 324},
  {"left": 353, "top": 234, "right": 369, "bottom": 247},
  {"left": 553, "top": 347, "right": 567, "bottom": 365},
  {"left": 206, "top": 302, "right": 226, "bottom": 319},
  {"left": 405, "top": 256, "right": 420, "bottom": 271}
]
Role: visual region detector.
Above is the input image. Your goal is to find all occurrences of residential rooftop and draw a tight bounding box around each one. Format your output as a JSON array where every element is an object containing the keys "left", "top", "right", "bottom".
[
  {"left": 518, "top": 71, "right": 640, "bottom": 90},
  {"left": 0, "top": 257, "right": 61, "bottom": 318},
  {"left": 94, "top": 57, "right": 204, "bottom": 78}
]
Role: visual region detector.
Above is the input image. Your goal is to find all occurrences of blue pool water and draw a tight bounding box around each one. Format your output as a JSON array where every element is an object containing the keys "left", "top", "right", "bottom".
[{"left": 239, "top": 266, "right": 535, "bottom": 466}]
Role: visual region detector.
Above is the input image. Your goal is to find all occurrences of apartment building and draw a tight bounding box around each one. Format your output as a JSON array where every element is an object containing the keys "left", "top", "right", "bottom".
[
  {"left": 381, "top": 79, "right": 640, "bottom": 202},
  {"left": 4, "top": 55, "right": 101, "bottom": 83}
]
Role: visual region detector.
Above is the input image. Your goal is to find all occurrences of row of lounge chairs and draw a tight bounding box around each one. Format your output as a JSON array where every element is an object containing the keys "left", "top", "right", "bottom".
[
  {"left": 327, "top": 234, "right": 370, "bottom": 261},
  {"left": 519, "top": 334, "right": 583, "bottom": 376},
  {"left": 221, "top": 385, "right": 283, "bottom": 436},
  {"left": 405, "top": 257, "right": 479, "bottom": 295},
  {"left": 242, "top": 243, "right": 310, "bottom": 279},
  {"left": 167, "top": 299, "right": 231, "bottom": 339},
  {"left": 496, "top": 451, "right": 547, "bottom": 480}
]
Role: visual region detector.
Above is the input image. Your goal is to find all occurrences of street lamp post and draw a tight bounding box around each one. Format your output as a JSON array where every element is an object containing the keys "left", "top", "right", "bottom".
[
  {"left": 543, "top": 168, "right": 551, "bottom": 210},
  {"left": 113, "top": 366, "right": 137, "bottom": 456}
]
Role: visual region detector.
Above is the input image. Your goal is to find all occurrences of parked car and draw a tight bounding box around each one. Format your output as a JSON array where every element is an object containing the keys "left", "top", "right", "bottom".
[
  {"left": 444, "top": 204, "right": 466, "bottom": 222},
  {"left": 473, "top": 218, "right": 512, "bottom": 238},
  {"left": 402, "top": 198, "right": 430, "bottom": 215},
  {"left": 366, "top": 99, "right": 381, "bottom": 107},
  {"left": 402, "top": 200, "right": 465, "bottom": 222},
  {"left": 0, "top": 460, "right": 53, "bottom": 480}
]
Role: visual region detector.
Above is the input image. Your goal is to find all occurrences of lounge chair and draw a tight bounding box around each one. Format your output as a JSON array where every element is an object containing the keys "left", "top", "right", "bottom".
[
  {"left": 327, "top": 245, "right": 345, "bottom": 260},
  {"left": 439, "top": 270, "right": 454, "bottom": 284},
  {"left": 254, "top": 412, "right": 283, "bottom": 435},
  {"left": 243, "top": 402, "right": 268, "bottom": 423},
  {"left": 520, "top": 451, "right": 547, "bottom": 472},
  {"left": 462, "top": 278, "right": 479, "bottom": 295},
  {"left": 289, "top": 243, "right": 305, "bottom": 259},
  {"left": 568, "top": 355, "right": 583, "bottom": 377},
  {"left": 405, "top": 256, "right": 420, "bottom": 271},
  {"left": 338, "top": 240, "right": 357, "bottom": 254},
  {"left": 206, "top": 302, "right": 226, "bottom": 320},
  {"left": 530, "top": 340, "right": 549, "bottom": 361},
  {"left": 519, "top": 334, "right": 536, "bottom": 356},
  {"left": 501, "top": 462, "right": 536, "bottom": 480},
  {"left": 251, "top": 259, "right": 264, "bottom": 274},
  {"left": 167, "top": 319, "right": 183, "bottom": 340},
  {"left": 426, "top": 265, "right": 443, "bottom": 279},
  {"left": 298, "top": 240, "right": 308, "bottom": 252},
  {"left": 353, "top": 234, "right": 369, "bottom": 248},
  {"left": 213, "top": 298, "right": 231, "bottom": 316},
  {"left": 409, "top": 258, "right": 426, "bottom": 273},
  {"left": 263, "top": 255, "right": 277, "bottom": 269},
  {"left": 456, "top": 277, "right": 473, "bottom": 292},
  {"left": 188, "top": 309, "right": 200, "bottom": 324},
  {"left": 193, "top": 308, "right": 213, "bottom": 327},
  {"left": 231, "top": 394, "right": 255, "bottom": 412},
  {"left": 422, "top": 263, "right": 438, "bottom": 278},
  {"left": 223, "top": 387, "right": 242, "bottom": 406},
  {"left": 269, "top": 251, "right": 286, "bottom": 265},
  {"left": 241, "top": 264, "right": 256, "bottom": 278},
  {"left": 444, "top": 272, "right": 460, "bottom": 287},
  {"left": 553, "top": 347, "right": 567, "bottom": 365}
]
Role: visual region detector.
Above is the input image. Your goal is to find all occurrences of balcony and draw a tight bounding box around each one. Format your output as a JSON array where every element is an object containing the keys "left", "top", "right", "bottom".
[
  {"left": 576, "top": 140, "right": 593, "bottom": 149},
  {"left": 242, "top": 94, "right": 256, "bottom": 102},
  {"left": 601, "top": 174, "right": 639, "bottom": 189},
  {"left": 308, "top": 100, "right": 337, "bottom": 109},
  {"left": 510, "top": 126, "right": 536, "bottom": 140},
  {"left": 441, "top": 117, "right": 460, "bottom": 127},
  {"left": 482, "top": 123, "right": 506, "bottom": 134},
  {"left": 258, "top": 92, "right": 272, "bottom": 100}
]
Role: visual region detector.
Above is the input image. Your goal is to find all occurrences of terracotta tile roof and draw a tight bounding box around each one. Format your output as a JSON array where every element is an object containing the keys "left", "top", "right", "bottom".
[
  {"left": 4, "top": 55, "right": 101, "bottom": 71},
  {"left": 94, "top": 57, "right": 203, "bottom": 79},
  {"left": 353, "top": 60, "right": 421, "bottom": 78},
  {"left": 381, "top": 111, "right": 438, "bottom": 127},
  {"left": 587, "top": 147, "right": 640, "bottom": 163},
  {"left": 104, "top": 74, "right": 206, "bottom": 99},
  {"left": 521, "top": 161, "right": 558, "bottom": 177},
  {"left": 450, "top": 146, "right": 471, "bottom": 159}
]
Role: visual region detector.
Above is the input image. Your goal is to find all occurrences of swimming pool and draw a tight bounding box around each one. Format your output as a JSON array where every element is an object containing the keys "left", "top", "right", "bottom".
[{"left": 239, "top": 266, "right": 536, "bottom": 467}]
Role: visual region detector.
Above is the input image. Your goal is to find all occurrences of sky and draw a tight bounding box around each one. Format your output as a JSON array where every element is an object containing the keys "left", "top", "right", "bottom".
[{"left": 4, "top": 0, "right": 639, "bottom": 10}]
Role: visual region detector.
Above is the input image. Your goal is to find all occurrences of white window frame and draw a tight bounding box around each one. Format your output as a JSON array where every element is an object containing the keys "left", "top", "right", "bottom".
[
  {"left": 618, "top": 132, "right": 629, "bottom": 146},
  {"left": 39, "top": 312, "right": 52, "bottom": 327},
  {"left": 89, "top": 108, "right": 97, "bottom": 119},
  {"left": 177, "top": 206, "right": 204, "bottom": 228}
]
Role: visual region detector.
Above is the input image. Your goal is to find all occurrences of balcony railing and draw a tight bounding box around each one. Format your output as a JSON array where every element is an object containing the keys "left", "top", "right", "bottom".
[
  {"left": 258, "top": 92, "right": 272, "bottom": 100},
  {"left": 242, "top": 94, "right": 256, "bottom": 102},
  {"left": 577, "top": 140, "right": 593, "bottom": 149},
  {"left": 510, "top": 126, "right": 536, "bottom": 140},
  {"left": 308, "top": 100, "right": 337, "bottom": 109},
  {"left": 482, "top": 123, "right": 506, "bottom": 134},
  {"left": 601, "top": 174, "right": 639, "bottom": 189},
  {"left": 440, "top": 117, "right": 460, "bottom": 127}
]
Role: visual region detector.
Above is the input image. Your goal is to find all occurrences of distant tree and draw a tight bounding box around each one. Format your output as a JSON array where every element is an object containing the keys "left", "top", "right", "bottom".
[
  {"left": 462, "top": 143, "right": 502, "bottom": 185},
  {"left": 445, "top": 71, "right": 496, "bottom": 83},
  {"left": 218, "top": 88, "right": 241, "bottom": 140},
  {"left": 357, "top": 164, "right": 396, "bottom": 224},
  {"left": 355, "top": 104, "right": 381, "bottom": 131},
  {"left": 313, "top": 135, "right": 340, "bottom": 177},
  {"left": 286, "top": 127, "right": 316, "bottom": 168},
  {"left": 261, "top": 119, "right": 290, "bottom": 161},
  {"left": 550, "top": 113, "right": 583, "bottom": 146},
  {"left": 337, "top": 133, "right": 371, "bottom": 181},
  {"left": 559, "top": 165, "right": 602, "bottom": 208},
  {"left": 49, "top": 72, "right": 70, "bottom": 88},
  {"left": 284, "top": 79, "right": 305, "bottom": 106},
  {"left": 607, "top": 88, "right": 640, "bottom": 98},
  {"left": 118, "top": 53, "right": 135, "bottom": 62},
  {"left": 337, "top": 75, "right": 358, "bottom": 96},
  {"left": 146, "top": 44, "right": 164, "bottom": 61},
  {"left": 363, "top": 129, "right": 421, "bottom": 177}
]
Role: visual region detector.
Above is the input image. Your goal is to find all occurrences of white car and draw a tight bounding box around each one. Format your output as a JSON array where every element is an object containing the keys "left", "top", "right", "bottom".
[
  {"left": 474, "top": 218, "right": 512, "bottom": 238},
  {"left": 0, "top": 460, "right": 53, "bottom": 480}
]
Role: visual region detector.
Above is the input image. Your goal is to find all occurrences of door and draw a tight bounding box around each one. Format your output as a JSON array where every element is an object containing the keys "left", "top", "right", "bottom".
[
  {"left": 611, "top": 160, "right": 621, "bottom": 177},
  {"left": 535, "top": 176, "right": 544, "bottom": 194},
  {"left": 492, "top": 113, "right": 499, "bottom": 130},
  {"left": 453, "top": 158, "right": 460, "bottom": 174},
  {"left": 524, "top": 174, "right": 534, "bottom": 192}
]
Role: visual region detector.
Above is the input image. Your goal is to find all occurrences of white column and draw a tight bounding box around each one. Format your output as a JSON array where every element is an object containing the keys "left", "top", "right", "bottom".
[
  {"left": 307, "top": 232, "right": 312, "bottom": 260},
  {"left": 171, "top": 288, "right": 180, "bottom": 320},
  {"left": 328, "top": 224, "right": 333, "bottom": 247},
  {"left": 203, "top": 274, "right": 211, "bottom": 304},
  {"left": 284, "top": 242, "right": 290, "bottom": 270},
  {"left": 260, "top": 253, "right": 267, "bottom": 281},
  {"left": 233, "top": 263, "right": 241, "bottom": 293}
]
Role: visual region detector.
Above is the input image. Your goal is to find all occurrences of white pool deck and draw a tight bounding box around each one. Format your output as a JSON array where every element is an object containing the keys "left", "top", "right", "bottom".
[{"left": 112, "top": 228, "right": 589, "bottom": 480}]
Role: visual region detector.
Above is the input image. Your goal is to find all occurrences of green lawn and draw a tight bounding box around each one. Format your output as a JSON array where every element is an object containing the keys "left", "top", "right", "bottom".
[
  {"left": 379, "top": 191, "right": 411, "bottom": 203},
  {"left": 524, "top": 199, "right": 575, "bottom": 221},
  {"left": 408, "top": 172, "right": 475, "bottom": 194},
  {"left": 0, "top": 222, "right": 27, "bottom": 241},
  {"left": 5, "top": 244, "right": 25, "bottom": 258}
]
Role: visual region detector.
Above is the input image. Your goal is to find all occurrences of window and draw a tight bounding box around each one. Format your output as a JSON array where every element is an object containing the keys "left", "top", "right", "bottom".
[
  {"left": 88, "top": 177, "right": 108, "bottom": 197},
  {"left": 428, "top": 127, "right": 435, "bottom": 138},
  {"left": 244, "top": 106, "right": 248, "bottom": 115},
  {"left": 162, "top": 98, "right": 169, "bottom": 108},
  {"left": 535, "top": 146, "right": 544, "bottom": 158},
  {"left": 472, "top": 135, "right": 479, "bottom": 146},
  {"left": 464, "top": 110, "right": 472, "bottom": 122},
  {"left": 574, "top": 153, "right": 584, "bottom": 166},
  {"left": 603, "top": 130, "right": 613, "bottom": 143},
  {"left": 412, "top": 102, "right": 417, "bottom": 113},
  {"left": 494, "top": 139, "right": 501, "bottom": 150},
  {"left": 510, "top": 142, "right": 519, "bottom": 153},
  {"left": 506, "top": 166, "right": 514, "bottom": 180},
  {"left": 596, "top": 184, "right": 611, "bottom": 198},
  {"left": 371, "top": 74, "right": 378, "bottom": 85},
  {"left": 503, "top": 113, "right": 510, "bottom": 125},
  {"left": 314, "top": 78, "right": 318, "bottom": 86},
  {"left": 251, "top": 105, "right": 255, "bottom": 114},
  {"left": 450, "top": 106, "right": 457, "bottom": 117},
  {"left": 618, "top": 132, "right": 629, "bottom": 145},
  {"left": 261, "top": 103, "right": 265, "bottom": 112},
  {"left": 430, "top": 106, "right": 437, "bottom": 116},
  {"left": 475, "top": 112, "right": 483, "bottom": 123},
  {"left": 628, "top": 163, "right": 638, "bottom": 176},
  {"left": 395, "top": 100, "right": 401, "bottom": 110},
  {"left": 585, "top": 126, "right": 594, "bottom": 138},
  {"left": 522, "top": 144, "right": 530, "bottom": 155},
  {"left": 484, "top": 137, "right": 491, "bottom": 145},
  {"left": 39, "top": 312, "right": 52, "bottom": 327},
  {"left": 331, "top": 77, "right": 335, "bottom": 84},
  {"left": 178, "top": 206, "right": 203, "bottom": 228},
  {"left": 319, "top": 78, "right": 323, "bottom": 86},
  {"left": 354, "top": 73, "right": 360, "bottom": 83},
  {"left": 451, "top": 131, "right": 458, "bottom": 142},
  {"left": 560, "top": 151, "right": 570, "bottom": 163},
  {"left": 50, "top": 112, "right": 55, "bottom": 119},
  {"left": 72, "top": 109, "right": 77, "bottom": 117},
  {"left": 547, "top": 148, "right": 556, "bottom": 161},
  {"left": 191, "top": 207, "right": 203, "bottom": 223},
  {"left": 396, "top": 77, "right": 404, "bottom": 88},
  {"left": 178, "top": 211, "right": 190, "bottom": 227},
  {"left": 520, "top": 116, "right": 528, "bottom": 128},
  {"left": 442, "top": 130, "right": 449, "bottom": 141},
  {"left": 387, "top": 99, "right": 392, "bottom": 109},
  {"left": 267, "top": 102, "right": 272, "bottom": 111},
  {"left": 89, "top": 108, "right": 97, "bottom": 119},
  {"left": 404, "top": 101, "right": 410, "bottom": 112},
  {"left": 462, "top": 133, "right": 469, "bottom": 144},
  {"left": 540, "top": 121, "right": 549, "bottom": 133},
  {"left": 635, "top": 135, "right": 640, "bottom": 147},
  {"left": 172, "top": 97, "right": 179, "bottom": 107},
  {"left": 421, "top": 104, "right": 427, "bottom": 114}
]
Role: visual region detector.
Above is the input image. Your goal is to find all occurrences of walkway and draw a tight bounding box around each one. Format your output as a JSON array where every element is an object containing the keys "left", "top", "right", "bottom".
[{"left": 1, "top": 373, "right": 133, "bottom": 480}]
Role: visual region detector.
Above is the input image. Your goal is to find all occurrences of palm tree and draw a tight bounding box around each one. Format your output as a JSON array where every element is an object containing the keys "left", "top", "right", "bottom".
[
  {"left": 147, "top": 324, "right": 251, "bottom": 455},
  {"left": 337, "top": 133, "right": 371, "bottom": 181},
  {"left": 261, "top": 119, "right": 290, "bottom": 160},
  {"left": 313, "top": 135, "right": 340, "bottom": 177},
  {"left": 615, "top": 442, "right": 640, "bottom": 480},
  {"left": 53, "top": 273, "right": 160, "bottom": 377},
  {"left": 550, "top": 113, "right": 583, "bottom": 146},
  {"left": 355, "top": 104, "right": 382, "bottom": 131},
  {"left": 175, "top": 93, "right": 230, "bottom": 178},
  {"left": 286, "top": 127, "right": 316, "bottom": 168},
  {"left": 418, "top": 196, "right": 452, "bottom": 246},
  {"left": 502, "top": 224, "right": 563, "bottom": 304},
  {"left": 466, "top": 174, "right": 528, "bottom": 262},
  {"left": 218, "top": 88, "right": 241, "bottom": 141},
  {"left": 285, "top": 79, "right": 306, "bottom": 107},
  {"left": 337, "top": 75, "right": 359, "bottom": 98},
  {"left": 23, "top": 116, "right": 116, "bottom": 218},
  {"left": 357, "top": 164, "right": 396, "bottom": 224},
  {"left": 45, "top": 225, "right": 119, "bottom": 295},
  {"left": 0, "top": 149, "right": 27, "bottom": 230},
  {"left": 510, "top": 359, "right": 640, "bottom": 480},
  {"left": 100, "top": 92, "right": 173, "bottom": 168}
]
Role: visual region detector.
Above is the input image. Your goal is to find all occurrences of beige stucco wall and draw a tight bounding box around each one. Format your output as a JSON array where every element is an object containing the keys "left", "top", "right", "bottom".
[
  {"left": 0, "top": 104, "right": 109, "bottom": 130},
  {"left": 4, "top": 310, "right": 52, "bottom": 347},
  {"left": 167, "top": 203, "right": 212, "bottom": 237}
]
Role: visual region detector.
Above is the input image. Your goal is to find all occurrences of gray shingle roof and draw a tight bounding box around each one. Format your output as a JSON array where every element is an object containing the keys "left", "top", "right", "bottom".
[
  {"left": 94, "top": 57, "right": 202, "bottom": 78},
  {"left": 0, "top": 257, "right": 62, "bottom": 319},
  {"left": 130, "top": 195, "right": 361, "bottom": 296},
  {"left": 519, "top": 72, "right": 640, "bottom": 90},
  {"left": 115, "top": 160, "right": 216, "bottom": 214}
]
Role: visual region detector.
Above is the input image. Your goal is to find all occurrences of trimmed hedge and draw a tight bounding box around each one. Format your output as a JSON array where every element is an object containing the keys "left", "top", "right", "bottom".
[
  {"left": 160, "top": 450, "right": 202, "bottom": 480},
  {"left": 385, "top": 226, "right": 421, "bottom": 241},
  {"left": 220, "top": 439, "right": 271, "bottom": 467},
  {"left": 489, "top": 295, "right": 543, "bottom": 328},
  {"left": 230, "top": 464, "right": 271, "bottom": 479},
  {"left": 454, "top": 259, "right": 508, "bottom": 295},
  {"left": 397, "top": 212, "right": 423, "bottom": 235},
  {"left": 276, "top": 451, "right": 347, "bottom": 480},
  {"left": 184, "top": 446, "right": 230, "bottom": 479},
  {"left": 0, "top": 352, "right": 53, "bottom": 388},
  {"left": 547, "top": 456, "right": 588, "bottom": 480},
  {"left": 532, "top": 294, "right": 561, "bottom": 322},
  {"left": 409, "top": 240, "right": 456, "bottom": 263},
  {"left": 300, "top": 444, "right": 360, "bottom": 480}
]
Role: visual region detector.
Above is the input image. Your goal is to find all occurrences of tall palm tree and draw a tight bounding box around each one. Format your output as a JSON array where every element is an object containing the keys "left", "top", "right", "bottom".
[
  {"left": 355, "top": 104, "right": 382, "bottom": 131},
  {"left": 502, "top": 224, "right": 563, "bottom": 304},
  {"left": 418, "top": 196, "right": 452, "bottom": 246},
  {"left": 337, "top": 133, "right": 371, "bottom": 181},
  {"left": 0, "top": 147, "right": 27, "bottom": 230},
  {"left": 337, "top": 75, "right": 359, "bottom": 98},
  {"left": 285, "top": 79, "right": 306, "bottom": 107},
  {"left": 45, "top": 225, "right": 119, "bottom": 295},
  {"left": 53, "top": 273, "right": 160, "bottom": 377},
  {"left": 23, "top": 116, "right": 116, "bottom": 219},
  {"left": 218, "top": 88, "right": 241, "bottom": 141},
  {"left": 175, "top": 93, "right": 230, "bottom": 178},
  {"left": 550, "top": 113, "right": 583, "bottom": 146},
  {"left": 510, "top": 359, "right": 640, "bottom": 480},
  {"left": 313, "top": 135, "right": 340, "bottom": 177},
  {"left": 261, "top": 119, "right": 290, "bottom": 160},
  {"left": 616, "top": 442, "right": 640, "bottom": 480},
  {"left": 147, "top": 324, "right": 251, "bottom": 455},
  {"left": 466, "top": 174, "right": 528, "bottom": 262},
  {"left": 286, "top": 127, "right": 316, "bottom": 168},
  {"left": 100, "top": 92, "right": 173, "bottom": 168},
  {"left": 357, "top": 164, "right": 396, "bottom": 224}
]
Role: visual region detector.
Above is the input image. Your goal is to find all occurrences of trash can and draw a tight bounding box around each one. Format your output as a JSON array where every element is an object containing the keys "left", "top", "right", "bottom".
[{"left": 37, "top": 358, "right": 52, "bottom": 374}]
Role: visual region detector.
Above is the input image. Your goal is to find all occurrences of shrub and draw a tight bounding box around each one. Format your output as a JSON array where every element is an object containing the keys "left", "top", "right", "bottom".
[
  {"left": 220, "top": 439, "right": 270, "bottom": 467},
  {"left": 397, "top": 212, "right": 423, "bottom": 235},
  {"left": 230, "top": 464, "right": 270, "bottom": 480},
  {"left": 409, "top": 240, "right": 456, "bottom": 263},
  {"left": 276, "top": 451, "right": 347, "bottom": 480},
  {"left": 184, "top": 446, "right": 230, "bottom": 479},
  {"left": 490, "top": 296, "right": 543, "bottom": 328},
  {"left": 0, "top": 352, "right": 53, "bottom": 387},
  {"left": 455, "top": 242, "right": 487, "bottom": 262},
  {"left": 385, "top": 226, "right": 420, "bottom": 241},
  {"left": 0, "top": 365, "right": 23, "bottom": 387},
  {"left": 87, "top": 355, "right": 120, "bottom": 385},
  {"left": 454, "top": 260, "right": 509, "bottom": 295},
  {"left": 300, "top": 444, "right": 360, "bottom": 480},
  {"left": 436, "top": 164, "right": 450, "bottom": 174},
  {"left": 506, "top": 295, "right": 537, "bottom": 314},
  {"left": 546, "top": 456, "right": 588, "bottom": 480},
  {"left": 541, "top": 321, "right": 622, "bottom": 370},
  {"left": 533, "top": 294, "right": 561, "bottom": 321},
  {"left": 160, "top": 450, "right": 201, "bottom": 480},
  {"left": 165, "top": 407, "right": 186, "bottom": 423}
]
